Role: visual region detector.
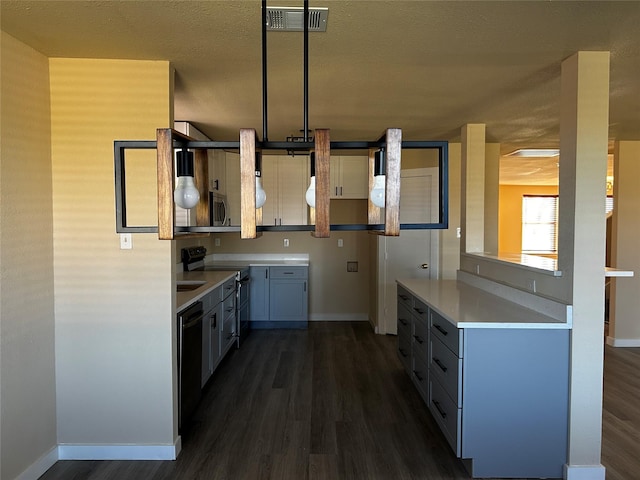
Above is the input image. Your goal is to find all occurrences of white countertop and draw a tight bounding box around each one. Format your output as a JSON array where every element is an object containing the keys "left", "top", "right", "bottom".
[
  {"left": 397, "top": 278, "right": 571, "bottom": 330},
  {"left": 208, "top": 253, "right": 309, "bottom": 267},
  {"left": 176, "top": 270, "right": 236, "bottom": 312}
]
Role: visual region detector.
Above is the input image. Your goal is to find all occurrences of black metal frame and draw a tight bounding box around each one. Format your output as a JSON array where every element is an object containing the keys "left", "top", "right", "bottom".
[{"left": 114, "top": 139, "right": 448, "bottom": 234}]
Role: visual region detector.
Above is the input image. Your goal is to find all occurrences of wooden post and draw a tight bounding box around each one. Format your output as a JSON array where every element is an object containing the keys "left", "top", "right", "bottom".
[
  {"left": 367, "top": 147, "right": 381, "bottom": 224},
  {"left": 384, "top": 128, "right": 402, "bottom": 236},
  {"left": 313, "top": 129, "right": 330, "bottom": 238},
  {"left": 157, "top": 128, "right": 175, "bottom": 240},
  {"left": 240, "top": 129, "right": 257, "bottom": 239},
  {"left": 194, "top": 149, "right": 209, "bottom": 226}
]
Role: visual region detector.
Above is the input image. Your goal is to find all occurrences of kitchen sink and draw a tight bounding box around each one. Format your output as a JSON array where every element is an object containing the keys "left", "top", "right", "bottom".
[{"left": 176, "top": 281, "right": 207, "bottom": 292}]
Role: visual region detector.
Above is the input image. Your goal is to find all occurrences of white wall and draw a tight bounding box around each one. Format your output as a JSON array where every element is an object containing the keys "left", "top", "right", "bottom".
[
  {"left": 49, "top": 59, "right": 177, "bottom": 454},
  {"left": 0, "top": 32, "right": 57, "bottom": 480}
]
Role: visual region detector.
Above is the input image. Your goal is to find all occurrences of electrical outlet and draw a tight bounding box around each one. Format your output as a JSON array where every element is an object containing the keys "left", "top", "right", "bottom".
[
  {"left": 456, "top": 227, "right": 461, "bottom": 238},
  {"left": 284, "top": 238, "right": 289, "bottom": 247},
  {"left": 120, "top": 233, "right": 132, "bottom": 250},
  {"left": 215, "top": 238, "right": 221, "bottom": 247},
  {"left": 338, "top": 239, "right": 343, "bottom": 247},
  {"left": 347, "top": 261, "right": 358, "bottom": 272}
]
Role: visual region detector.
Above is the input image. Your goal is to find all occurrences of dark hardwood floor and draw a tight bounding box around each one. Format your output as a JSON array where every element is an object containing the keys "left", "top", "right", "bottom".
[{"left": 40, "top": 322, "right": 640, "bottom": 480}]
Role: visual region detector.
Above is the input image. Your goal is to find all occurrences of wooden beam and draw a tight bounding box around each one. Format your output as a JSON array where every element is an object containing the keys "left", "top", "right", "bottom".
[
  {"left": 384, "top": 128, "right": 402, "bottom": 236},
  {"left": 157, "top": 128, "right": 174, "bottom": 240},
  {"left": 313, "top": 129, "right": 330, "bottom": 238},
  {"left": 194, "top": 149, "right": 210, "bottom": 227},
  {"left": 240, "top": 128, "right": 257, "bottom": 239},
  {"left": 367, "top": 147, "right": 381, "bottom": 224}
]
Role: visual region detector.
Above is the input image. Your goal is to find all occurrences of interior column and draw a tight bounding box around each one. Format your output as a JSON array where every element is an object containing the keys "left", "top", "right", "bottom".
[
  {"left": 460, "top": 124, "right": 486, "bottom": 254},
  {"left": 608, "top": 140, "right": 640, "bottom": 346},
  {"left": 558, "top": 51, "right": 610, "bottom": 480}
]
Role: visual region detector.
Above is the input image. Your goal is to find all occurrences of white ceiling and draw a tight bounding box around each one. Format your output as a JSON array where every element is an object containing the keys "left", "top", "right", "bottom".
[{"left": 2, "top": 1, "right": 638, "bottom": 185}]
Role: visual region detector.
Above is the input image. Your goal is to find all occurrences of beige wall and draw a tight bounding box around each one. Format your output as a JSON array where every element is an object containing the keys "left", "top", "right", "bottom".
[
  {"left": 184, "top": 229, "right": 371, "bottom": 320},
  {"left": 0, "top": 32, "right": 57, "bottom": 480},
  {"left": 499, "top": 184, "right": 559, "bottom": 254},
  {"left": 49, "top": 59, "right": 176, "bottom": 448}
]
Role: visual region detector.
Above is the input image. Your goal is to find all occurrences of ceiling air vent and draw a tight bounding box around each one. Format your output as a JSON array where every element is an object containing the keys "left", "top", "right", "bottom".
[{"left": 266, "top": 6, "right": 328, "bottom": 32}]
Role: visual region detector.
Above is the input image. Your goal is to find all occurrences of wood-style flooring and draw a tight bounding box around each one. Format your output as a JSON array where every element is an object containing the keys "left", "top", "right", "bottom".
[{"left": 40, "top": 322, "right": 640, "bottom": 480}]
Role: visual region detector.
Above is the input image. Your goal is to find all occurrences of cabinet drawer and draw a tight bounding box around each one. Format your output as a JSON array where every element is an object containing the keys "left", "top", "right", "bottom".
[
  {"left": 412, "top": 348, "right": 429, "bottom": 402},
  {"left": 222, "top": 278, "right": 236, "bottom": 299},
  {"left": 397, "top": 333, "right": 411, "bottom": 374},
  {"left": 430, "top": 309, "right": 462, "bottom": 356},
  {"left": 269, "top": 266, "right": 307, "bottom": 279},
  {"left": 430, "top": 335, "right": 462, "bottom": 407},
  {"left": 411, "top": 298, "right": 429, "bottom": 324},
  {"left": 397, "top": 285, "right": 413, "bottom": 310},
  {"left": 222, "top": 292, "right": 235, "bottom": 319},
  {"left": 397, "top": 303, "right": 412, "bottom": 334},
  {"left": 412, "top": 315, "right": 429, "bottom": 359},
  {"left": 202, "top": 287, "right": 221, "bottom": 312},
  {"left": 429, "top": 376, "right": 462, "bottom": 456}
]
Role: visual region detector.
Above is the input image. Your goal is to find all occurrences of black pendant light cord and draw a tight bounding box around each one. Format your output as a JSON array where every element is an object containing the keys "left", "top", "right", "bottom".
[
  {"left": 303, "top": 0, "right": 309, "bottom": 141},
  {"left": 262, "top": 0, "right": 268, "bottom": 141}
]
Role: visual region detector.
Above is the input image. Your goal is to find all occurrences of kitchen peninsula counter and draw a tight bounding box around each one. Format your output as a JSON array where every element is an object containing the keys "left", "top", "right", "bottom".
[
  {"left": 396, "top": 278, "right": 571, "bottom": 329},
  {"left": 395, "top": 276, "right": 571, "bottom": 479}
]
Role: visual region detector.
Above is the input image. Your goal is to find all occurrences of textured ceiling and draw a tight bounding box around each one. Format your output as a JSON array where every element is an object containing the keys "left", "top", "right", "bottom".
[{"left": 2, "top": 1, "right": 639, "bottom": 185}]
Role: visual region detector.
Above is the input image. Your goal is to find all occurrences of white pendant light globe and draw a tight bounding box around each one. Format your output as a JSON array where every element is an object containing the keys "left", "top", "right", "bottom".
[
  {"left": 370, "top": 174, "right": 386, "bottom": 208},
  {"left": 174, "top": 176, "right": 200, "bottom": 209},
  {"left": 255, "top": 175, "right": 267, "bottom": 209},
  {"left": 174, "top": 150, "right": 200, "bottom": 209},
  {"left": 305, "top": 176, "right": 316, "bottom": 208}
]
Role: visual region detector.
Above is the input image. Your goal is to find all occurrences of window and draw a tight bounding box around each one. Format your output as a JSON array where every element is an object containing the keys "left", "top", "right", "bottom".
[
  {"left": 521, "top": 195, "right": 614, "bottom": 254},
  {"left": 522, "top": 196, "right": 558, "bottom": 254}
]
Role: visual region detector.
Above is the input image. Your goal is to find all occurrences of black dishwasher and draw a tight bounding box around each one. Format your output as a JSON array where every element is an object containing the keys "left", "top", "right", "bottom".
[{"left": 177, "top": 301, "right": 203, "bottom": 434}]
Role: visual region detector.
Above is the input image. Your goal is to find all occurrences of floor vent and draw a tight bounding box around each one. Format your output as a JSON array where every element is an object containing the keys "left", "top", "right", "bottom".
[{"left": 266, "top": 7, "right": 328, "bottom": 32}]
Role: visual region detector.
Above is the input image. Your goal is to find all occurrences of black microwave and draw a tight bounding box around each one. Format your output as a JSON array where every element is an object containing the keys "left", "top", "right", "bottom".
[{"left": 209, "top": 192, "right": 228, "bottom": 226}]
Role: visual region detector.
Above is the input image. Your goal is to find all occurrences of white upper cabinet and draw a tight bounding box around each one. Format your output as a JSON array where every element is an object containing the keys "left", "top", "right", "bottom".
[
  {"left": 330, "top": 156, "right": 368, "bottom": 199},
  {"left": 261, "top": 155, "right": 308, "bottom": 226}
]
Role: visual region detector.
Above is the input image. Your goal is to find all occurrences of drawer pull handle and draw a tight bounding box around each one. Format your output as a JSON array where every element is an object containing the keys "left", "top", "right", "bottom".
[
  {"left": 399, "top": 294, "right": 409, "bottom": 301},
  {"left": 433, "top": 400, "right": 447, "bottom": 419},
  {"left": 399, "top": 348, "right": 408, "bottom": 358},
  {"left": 413, "top": 370, "right": 425, "bottom": 381},
  {"left": 283, "top": 272, "right": 294, "bottom": 275},
  {"left": 433, "top": 357, "right": 448, "bottom": 372},
  {"left": 226, "top": 307, "right": 234, "bottom": 313},
  {"left": 414, "top": 307, "right": 425, "bottom": 315},
  {"left": 413, "top": 335, "right": 424, "bottom": 344},
  {"left": 399, "top": 318, "right": 408, "bottom": 326},
  {"left": 434, "top": 324, "right": 449, "bottom": 336}
]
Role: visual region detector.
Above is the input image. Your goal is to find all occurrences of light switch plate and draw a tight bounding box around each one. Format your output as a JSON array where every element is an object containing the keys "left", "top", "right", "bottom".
[
  {"left": 120, "top": 233, "right": 132, "bottom": 250},
  {"left": 284, "top": 238, "right": 289, "bottom": 247}
]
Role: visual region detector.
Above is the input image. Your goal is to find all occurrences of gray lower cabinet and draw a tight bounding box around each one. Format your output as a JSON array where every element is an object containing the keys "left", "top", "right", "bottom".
[
  {"left": 397, "top": 285, "right": 570, "bottom": 479},
  {"left": 201, "top": 277, "right": 236, "bottom": 387},
  {"left": 250, "top": 265, "right": 308, "bottom": 327}
]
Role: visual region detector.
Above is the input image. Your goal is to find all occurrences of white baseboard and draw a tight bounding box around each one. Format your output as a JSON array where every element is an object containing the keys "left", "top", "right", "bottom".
[
  {"left": 308, "top": 313, "right": 368, "bottom": 322},
  {"left": 58, "top": 439, "right": 181, "bottom": 461},
  {"left": 606, "top": 336, "right": 640, "bottom": 347},
  {"left": 16, "top": 446, "right": 59, "bottom": 480},
  {"left": 564, "top": 464, "right": 606, "bottom": 480}
]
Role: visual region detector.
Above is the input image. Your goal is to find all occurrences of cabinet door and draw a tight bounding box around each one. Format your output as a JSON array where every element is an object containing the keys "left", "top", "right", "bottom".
[
  {"left": 338, "top": 156, "right": 368, "bottom": 199},
  {"left": 269, "top": 278, "right": 308, "bottom": 322},
  {"left": 209, "top": 149, "right": 226, "bottom": 195},
  {"left": 249, "top": 266, "right": 270, "bottom": 321},
  {"left": 201, "top": 313, "right": 212, "bottom": 387},
  {"left": 330, "top": 156, "right": 342, "bottom": 198},
  {"left": 209, "top": 304, "right": 221, "bottom": 371},
  {"left": 277, "top": 155, "right": 308, "bottom": 225}
]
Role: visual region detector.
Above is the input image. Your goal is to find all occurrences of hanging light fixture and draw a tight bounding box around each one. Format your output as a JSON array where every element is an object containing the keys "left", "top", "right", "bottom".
[
  {"left": 174, "top": 149, "right": 200, "bottom": 209},
  {"left": 370, "top": 149, "right": 386, "bottom": 208},
  {"left": 305, "top": 152, "right": 316, "bottom": 208},
  {"left": 255, "top": 151, "right": 267, "bottom": 209}
]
